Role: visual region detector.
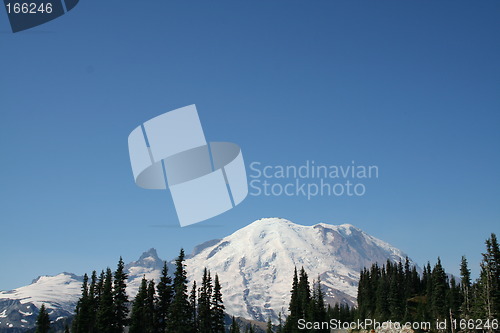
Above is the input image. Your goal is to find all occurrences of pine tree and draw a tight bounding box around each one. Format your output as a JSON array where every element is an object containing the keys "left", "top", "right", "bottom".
[
  {"left": 476, "top": 233, "right": 500, "bottom": 327},
  {"left": 72, "top": 273, "right": 91, "bottom": 333},
  {"left": 284, "top": 267, "right": 299, "bottom": 332},
  {"left": 189, "top": 281, "right": 198, "bottom": 332},
  {"left": 431, "top": 258, "right": 448, "bottom": 320},
  {"left": 211, "top": 274, "right": 225, "bottom": 333},
  {"left": 113, "top": 257, "right": 129, "bottom": 332},
  {"left": 156, "top": 261, "right": 173, "bottom": 333},
  {"left": 198, "top": 268, "right": 213, "bottom": 333},
  {"left": 230, "top": 316, "right": 241, "bottom": 333},
  {"left": 168, "top": 248, "right": 192, "bottom": 333},
  {"left": 375, "top": 268, "right": 389, "bottom": 321},
  {"left": 277, "top": 312, "right": 283, "bottom": 333},
  {"left": 130, "top": 277, "right": 148, "bottom": 333},
  {"left": 146, "top": 279, "right": 157, "bottom": 333},
  {"left": 460, "top": 256, "right": 472, "bottom": 319},
  {"left": 297, "top": 267, "right": 311, "bottom": 320},
  {"left": 267, "top": 317, "right": 273, "bottom": 333},
  {"left": 88, "top": 270, "right": 99, "bottom": 333},
  {"left": 35, "top": 304, "right": 50, "bottom": 333},
  {"left": 96, "top": 268, "right": 115, "bottom": 333}
]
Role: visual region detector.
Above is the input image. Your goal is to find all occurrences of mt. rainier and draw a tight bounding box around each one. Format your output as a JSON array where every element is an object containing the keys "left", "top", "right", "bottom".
[
  {"left": 184, "top": 218, "right": 416, "bottom": 323},
  {"left": 0, "top": 218, "right": 416, "bottom": 330}
]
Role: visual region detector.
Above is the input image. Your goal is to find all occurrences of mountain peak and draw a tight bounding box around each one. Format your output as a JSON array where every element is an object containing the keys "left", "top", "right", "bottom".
[
  {"left": 139, "top": 248, "right": 160, "bottom": 260},
  {"left": 185, "top": 218, "right": 415, "bottom": 323}
]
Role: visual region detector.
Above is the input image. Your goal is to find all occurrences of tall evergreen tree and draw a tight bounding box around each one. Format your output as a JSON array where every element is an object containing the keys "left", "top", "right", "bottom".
[
  {"left": 168, "top": 249, "right": 192, "bottom": 333},
  {"left": 72, "top": 273, "right": 91, "bottom": 333},
  {"left": 211, "top": 274, "right": 225, "bottom": 333},
  {"left": 129, "top": 277, "right": 148, "bottom": 333},
  {"left": 189, "top": 281, "right": 198, "bottom": 332},
  {"left": 35, "top": 304, "right": 50, "bottom": 333},
  {"left": 88, "top": 270, "right": 99, "bottom": 333},
  {"left": 230, "top": 316, "right": 241, "bottom": 333},
  {"left": 146, "top": 279, "right": 157, "bottom": 333},
  {"left": 460, "top": 256, "right": 472, "bottom": 319},
  {"left": 267, "top": 317, "right": 273, "bottom": 333},
  {"left": 283, "top": 267, "right": 299, "bottom": 333},
  {"left": 431, "top": 258, "right": 448, "bottom": 320},
  {"left": 198, "top": 268, "right": 213, "bottom": 333},
  {"left": 113, "top": 257, "right": 129, "bottom": 333},
  {"left": 156, "top": 261, "right": 173, "bottom": 333},
  {"left": 96, "top": 268, "right": 115, "bottom": 333}
]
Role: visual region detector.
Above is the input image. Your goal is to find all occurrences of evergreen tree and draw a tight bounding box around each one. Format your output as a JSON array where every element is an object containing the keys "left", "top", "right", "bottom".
[
  {"left": 198, "top": 268, "right": 213, "bottom": 333},
  {"left": 96, "top": 268, "right": 115, "bottom": 333},
  {"left": 476, "top": 233, "right": 500, "bottom": 325},
  {"left": 156, "top": 261, "right": 173, "bottom": 333},
  {"left": 230, "top": 316, "right": 241, "bottom": 333},
  {"left": 311, "top": 276, "right": 327, "bottom": 329},
  {"left": 189, "top": 281, "right": 198, "bottom": 332},
  {"left": 129, "top": 277, "right": 148, "bottom": 333},
  {"left": 388, "top": 263, "right": 404, "bottom": 321},
  {"left": 64, "top": 324, "right": 70, "bottom": 333},
  {"left": 460, "top": 256, "right": 472, "bottom": 319},
  {"left": 35, "top": 304, "right": 50, "bottom": 333},
  {"left": 113, "top": 257, "right": 129, "bottom": 333},
  {"left": 277, "top": 312, "right": 283, "bottom": 333},
  {"left": 297, "top": 267, "right": 311, "bottom": 320},
  {"left": 146, "top": 279, "right": 157, "bottom": 333},
  {"left": 284, "top": 267, "right": 299, "bottom": 332},
  {"left": 168, "top": 248, "right": 192, "bottom": 333},
  {"left": 431, "top": 258, "right": 448, "bottom": 320},
  {"left": 267, "top": 317, "right": 273, "bottom": 333},
  {"left": 88, "top": 270, "right": 99, "bottom": 333},
  {"left": 375, "top": 268, "right": 389, "bottom": 321},
  {"left": 72, "top": 273, "right": 91, "bottom": 333},
  {"left": 211, "top": 274, "right": 225, "bottom": 333}
]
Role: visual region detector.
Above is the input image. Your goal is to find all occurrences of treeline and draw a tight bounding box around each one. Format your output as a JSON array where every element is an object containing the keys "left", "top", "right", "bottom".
[
  {"left": 357, "top": 233, "right": 499, "bottom": 329},
  {"left": 34, "top": 249, "right": 229, "bottom": 333},
  {"left": 281, "top": 267, "right": 355, "bottom": 333}
]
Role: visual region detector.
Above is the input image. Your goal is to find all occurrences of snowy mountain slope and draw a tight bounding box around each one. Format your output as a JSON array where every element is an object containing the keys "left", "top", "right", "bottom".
[
  {"left": 184, "top": 218, "right": 415, "bottom": 323},
  {"left": 0, "top": 273, "right": 82, "bottom": 331},
  {"left": 0, "top": 218, "right": 416, "bottom": 330}
]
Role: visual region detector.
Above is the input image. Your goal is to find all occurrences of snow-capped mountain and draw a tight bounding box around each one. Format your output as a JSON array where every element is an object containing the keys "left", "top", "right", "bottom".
[
  {"left": 184, "top": 218, "right": 415, "bottom": 323},
  {"left": 0, "top": 218, "right": 416, "bottom": 330},
  {"left": 0, "top": 273, "right": 83, "bottom": 331}
]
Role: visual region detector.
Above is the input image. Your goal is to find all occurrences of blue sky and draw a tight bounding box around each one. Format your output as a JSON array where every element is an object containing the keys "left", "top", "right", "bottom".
[{"left": 0, "top": 0, "right": 499, "bottom": 291}]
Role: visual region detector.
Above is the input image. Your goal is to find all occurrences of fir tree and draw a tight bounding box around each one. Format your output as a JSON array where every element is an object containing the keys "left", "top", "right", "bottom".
[
  {"left": 198, "top": 268, "right": 213, "bottom": 333},
  {"left": 88, "top": 270, "right": 99, "bottom": 333},
  {"left": 230, "top": 316, "right": 241, "bottom": 333},
  {"left": 146, "top": 279, "right": 157, "bottom": 333},
  {"left": 168, "top": 248, "right": 192, "bottom": 333},
  {"left": 35, "top": 304, "right": 50, "bottom": 333},
  {"left": 267, "top": 317, "right": 273, "bottom": 333},
  {"left": 431, "top": 258, "right": 448, "bottom": 320},
  {"left": 189, "top": 281, "right": 198, "bottom": 332},
  {"left": 460, "top": 256, "right": 472, "bottom": 319},
  {"left": 211, "top": 274, "right": 225, "bottom": 333},
  {"left": 96, "top": 268, "right": 115, "bottom": 333},
  {"left": 129, "top": 277, "right": 148, "bottom": 333},
  {"left": 113, "top": 257, "right": 129, "bottom": 332},
  {"left": 283, "top": 267, "right": 299, "bottom": 332},
  {"left": 72, "top": 273, "right": 91, "bottom": 333},
  {"left": 156, "top": 261, "right": 173, "bottom": 333}
]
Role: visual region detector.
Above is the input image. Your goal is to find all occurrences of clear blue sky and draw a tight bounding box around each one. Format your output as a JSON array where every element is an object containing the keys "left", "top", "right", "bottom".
[{"left": 0, "top": 0, "right": 499, "bottom": 291}]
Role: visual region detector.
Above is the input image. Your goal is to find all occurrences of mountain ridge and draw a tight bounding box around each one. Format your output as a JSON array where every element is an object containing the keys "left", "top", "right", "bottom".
[{"left": 0, "top": 218, "right": 417, "bottom": 330}]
